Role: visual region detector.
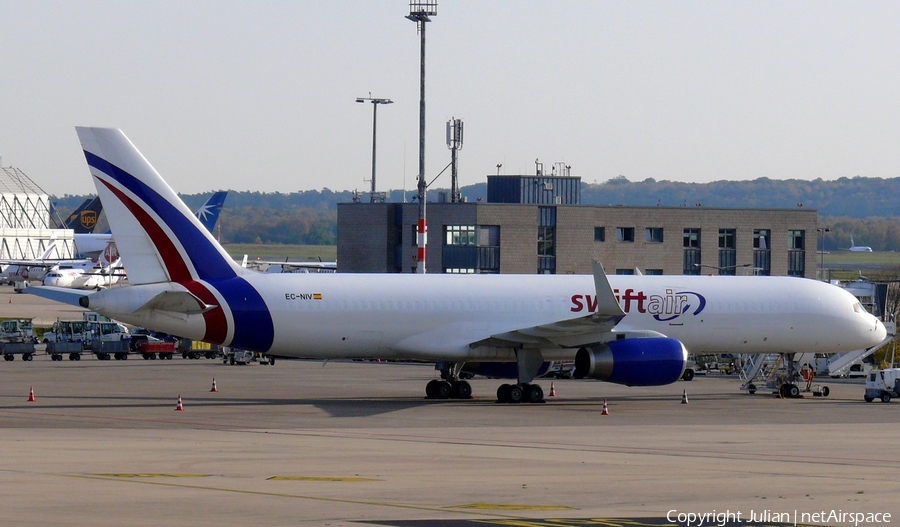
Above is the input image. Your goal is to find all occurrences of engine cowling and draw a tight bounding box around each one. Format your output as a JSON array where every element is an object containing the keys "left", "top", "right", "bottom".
[{"left": 573, "top": 338, "right": 688, "bottom": 386}]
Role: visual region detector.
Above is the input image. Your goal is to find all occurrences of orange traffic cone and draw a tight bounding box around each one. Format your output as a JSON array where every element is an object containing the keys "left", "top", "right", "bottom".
[
  {"left": 549, "top": 382, "right": 557, "bottom": 397},
  {"left": 210, "top": 378, "right": 218, "bottom": 392},
  {"left": 601, "top": 399, "right": 609, "bottom": 415},
  {"left": 681, "top": 389, "right": 689, "bottom": 404},
  {"left": 27, "top": 386, "right": 35, "bottom": 402},
  {"left": 174, "top": 395, "right": 184, "bottom": 411}
]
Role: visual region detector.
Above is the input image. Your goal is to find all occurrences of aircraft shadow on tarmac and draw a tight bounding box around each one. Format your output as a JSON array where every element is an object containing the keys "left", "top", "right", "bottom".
[{"left": 1, "top": 394, "right": 439, "bottom": 418}]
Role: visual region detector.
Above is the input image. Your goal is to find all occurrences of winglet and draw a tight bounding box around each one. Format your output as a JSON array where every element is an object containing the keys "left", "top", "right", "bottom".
[{"left": 593, "top": 261, "right": 625, "bottom": 317}]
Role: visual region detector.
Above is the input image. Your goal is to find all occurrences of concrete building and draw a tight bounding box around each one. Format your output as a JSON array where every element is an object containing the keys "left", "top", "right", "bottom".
[{"left": 338, "top": 175, "right": 817, "bottom": 277}]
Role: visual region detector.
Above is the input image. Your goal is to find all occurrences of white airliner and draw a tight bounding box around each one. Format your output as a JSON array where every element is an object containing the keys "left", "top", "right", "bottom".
[
  {"left": 28, "top": 127, "right": 887, "bottom": 403},
  {"left": 41, "top": 258, "right": 125, "bottom": 290},
  {"left": 849, "top": 235, "right": 873, "bottom": 252}
]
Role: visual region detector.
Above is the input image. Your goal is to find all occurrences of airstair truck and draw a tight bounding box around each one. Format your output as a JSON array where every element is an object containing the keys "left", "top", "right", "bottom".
[{"left": 864, "top": 368, "right": 900, "bottom": 403}]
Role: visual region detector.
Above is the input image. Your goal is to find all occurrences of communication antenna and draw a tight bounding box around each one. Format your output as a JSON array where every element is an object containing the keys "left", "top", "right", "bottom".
[{"left": 446, "top": 117, "right": 463, "bottom": 203}]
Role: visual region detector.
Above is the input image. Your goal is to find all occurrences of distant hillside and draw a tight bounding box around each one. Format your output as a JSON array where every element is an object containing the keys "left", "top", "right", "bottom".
[{"left": 49, "top": 176, "right": 900, "bottom": 250}]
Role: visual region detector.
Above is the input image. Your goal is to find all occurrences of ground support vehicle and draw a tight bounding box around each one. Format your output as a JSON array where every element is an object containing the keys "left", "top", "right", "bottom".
[
  {"left": 92, "top": 338, "right": 131, "bottom": 360},
  {"left": 0, "top": 319, "right": 36, "bottom": 361},
  {"left": 43, "top": 320, "right": 91, "bottom": 345},
  {"left": 46, "top": 340, "right": 87, "bottom": 361},
  {"left": 222, "top": 346, "right": 272, "bottom": 365},
  {"left": 1, "top": 341, "right": 37, "bottom": 361},
  {"left": 864, "top": 368, "right": 900, "bottom": 403},
  {"left": 182, "top": 339, "right": 218, "bottom": 360},
  {"left": 0, "top": 319, "right": 35, "bottom": 343},
  {"left": 134, "top": 338, "right": 176, "bottom": 360}
]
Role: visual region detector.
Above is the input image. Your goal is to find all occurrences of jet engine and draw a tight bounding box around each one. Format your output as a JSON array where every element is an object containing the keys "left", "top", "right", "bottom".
[{"left": 573, "top": 338, "right": 687, "bottom": 386}]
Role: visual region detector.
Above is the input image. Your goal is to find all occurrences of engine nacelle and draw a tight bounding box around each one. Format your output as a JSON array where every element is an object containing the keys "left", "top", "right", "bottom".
[{"left": 573, "top": 338, "right": 688, "bottom": 386}]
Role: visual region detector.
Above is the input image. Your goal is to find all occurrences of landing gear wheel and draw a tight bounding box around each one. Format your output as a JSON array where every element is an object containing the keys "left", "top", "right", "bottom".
[
  {"left": 524, "top": 383, "right": 544, "bottom": 403},
  {"left": 451, "top": 380, "right": 472, "bottom": 399},
  {"left": 435, "top": 380, "right": 452, "bottom": 399},
  {"left": 506, "top": 384, "right": 524, "bottom": 403},
  {"left": 426, "top": 380, "right": 452, "bottom": 399},
  {"left": 497, "top": 384, "right": 511, "bottom": 403},
  {"left": 788, "top": 384, "right": 800, "bottom": 398}
]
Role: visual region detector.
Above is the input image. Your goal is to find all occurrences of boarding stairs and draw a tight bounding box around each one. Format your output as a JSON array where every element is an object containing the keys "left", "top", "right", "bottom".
[
  {"left": 739, "top": 353, "right": 781, "bottom": 391},
  {"left": 827, "top": 320, "right": 895, "bottom": 377}
]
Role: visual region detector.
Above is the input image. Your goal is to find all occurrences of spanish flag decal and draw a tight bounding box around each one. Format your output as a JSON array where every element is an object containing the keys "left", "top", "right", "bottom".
[{"left": 313, "top": 293, "right": 322, "bottom": 300}]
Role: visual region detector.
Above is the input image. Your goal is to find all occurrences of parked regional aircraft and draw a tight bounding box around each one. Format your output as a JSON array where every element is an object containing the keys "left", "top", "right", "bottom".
[
  {"left": 42, "top": 258, "right": 125, "bottom": 290},
  {"left": 849, "top": 235, "right": 873, "bottom": 252},
  {"left": 28, "top": 128, "right": 887, "bottom": 403}
]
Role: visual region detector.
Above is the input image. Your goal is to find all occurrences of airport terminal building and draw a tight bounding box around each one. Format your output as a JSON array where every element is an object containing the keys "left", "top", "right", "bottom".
[{"left": 338, "top": 175, "right": 817, "bottom": 277}]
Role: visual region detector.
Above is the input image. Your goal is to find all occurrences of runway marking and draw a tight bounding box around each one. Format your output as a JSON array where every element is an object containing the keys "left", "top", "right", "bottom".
[
  {"left": 449, "top": 504, "right": 573, "bottom": 511},
  {"left": 267, "top": 476, "right": 379, "bottom": 482},
  {"left": 60, "top": 472, "right": 531, "bottom": 520},
  {"left": 94, "top": 473, "right": 209, "bottom": 478}
]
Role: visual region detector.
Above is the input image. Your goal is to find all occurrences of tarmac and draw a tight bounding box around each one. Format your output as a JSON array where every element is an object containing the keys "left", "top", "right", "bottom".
[{"left": 1, "top": 286, "right": 900, "bottom": 526}]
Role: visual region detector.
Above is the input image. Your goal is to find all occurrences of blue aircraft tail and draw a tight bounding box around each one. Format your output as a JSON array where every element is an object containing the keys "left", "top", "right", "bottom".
[{"left": 195, "top": 191, "right": 227, "bottom": 232}]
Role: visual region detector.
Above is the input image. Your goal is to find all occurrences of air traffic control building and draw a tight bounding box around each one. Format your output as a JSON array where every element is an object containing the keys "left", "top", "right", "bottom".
[{"left": 337, "top": 175, "right": 817, "bottom": 277}]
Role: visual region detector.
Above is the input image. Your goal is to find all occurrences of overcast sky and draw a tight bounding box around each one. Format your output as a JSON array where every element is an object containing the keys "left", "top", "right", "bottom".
[{"left": 2, "top": 1, "right": 899, "bottom": 196}]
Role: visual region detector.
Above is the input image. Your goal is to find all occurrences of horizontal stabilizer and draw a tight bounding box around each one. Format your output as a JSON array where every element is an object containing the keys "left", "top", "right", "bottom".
[
  {"left": 25, "top": 286, "right": 90, "bottom": 308},
  {"left": 134, "top": 290, "right": 216, "bottom": 315}
]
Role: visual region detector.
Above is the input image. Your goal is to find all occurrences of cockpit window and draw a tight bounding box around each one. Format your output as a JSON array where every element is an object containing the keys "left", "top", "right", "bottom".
[{"left": 853, "top": 302, "right": 864, "bottom": 313}]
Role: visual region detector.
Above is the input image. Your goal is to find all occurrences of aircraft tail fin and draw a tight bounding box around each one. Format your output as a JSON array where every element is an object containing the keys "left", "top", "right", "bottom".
[
  {"left": 195, "top": 191, "right": 227, "bottom": 233},
  {"left": 64, "top": 196, "right": 103, "bottom": 233},
  {"left": 75, "top": 127, "right": 242, "bottom": 285}
]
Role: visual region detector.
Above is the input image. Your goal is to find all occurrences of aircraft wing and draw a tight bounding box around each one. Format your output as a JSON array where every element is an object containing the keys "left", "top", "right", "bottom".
[{"left": 471, "top": 261, "right": 626, "bottom": 349}]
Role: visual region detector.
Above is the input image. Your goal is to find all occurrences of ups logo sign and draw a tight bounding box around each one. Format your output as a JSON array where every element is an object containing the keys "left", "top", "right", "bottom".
[{"left": 81, "top": 211, "right": 97, "bottom": 229}]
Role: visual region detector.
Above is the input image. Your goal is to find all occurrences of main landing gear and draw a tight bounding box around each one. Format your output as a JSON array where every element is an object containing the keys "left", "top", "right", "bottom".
[
  {"left": 424, "top": 379, "right": 472, "bottom": 399},
  {"left": 425, "top": 353, "right": 549, "bottom": 404},
  {"left": 496, "top": 383, "right": 544, "bottom": 404},
  {"left": 425, "top": 361, "right": 473, "bottom": 399}
]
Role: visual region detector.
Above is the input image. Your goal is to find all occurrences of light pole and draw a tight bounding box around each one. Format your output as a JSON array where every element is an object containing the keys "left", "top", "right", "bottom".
[
  {"left": 407, "top": 1, "right": 436, "bottom": 273},
  {"left": 356, "top": 96, "right": 393, "bottom": 203}
]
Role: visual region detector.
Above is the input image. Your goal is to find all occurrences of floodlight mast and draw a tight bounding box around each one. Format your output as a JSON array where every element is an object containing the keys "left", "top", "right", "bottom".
[
  {"left": 356, "top": 96, "right": 393, "bottom": 203},
  {"left": 406, "top": 1, "right": 436, "bottom": 274}
]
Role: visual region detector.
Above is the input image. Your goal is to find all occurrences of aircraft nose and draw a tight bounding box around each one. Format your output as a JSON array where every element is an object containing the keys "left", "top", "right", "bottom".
[{"left": 872, "top": 318, "right": 888, "bottom": 344}]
